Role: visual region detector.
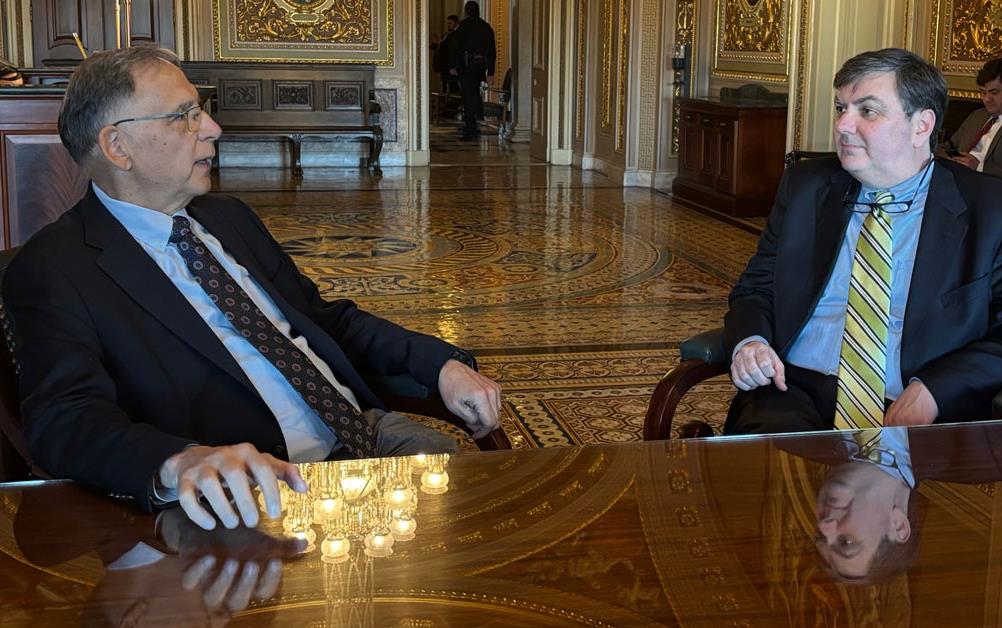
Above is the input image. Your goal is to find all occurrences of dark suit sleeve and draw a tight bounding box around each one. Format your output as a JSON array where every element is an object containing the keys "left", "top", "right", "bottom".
[
  {"left": 4, "top": 251, "right": 195, "bottom": 510},
  {"left": 233, "top": 201, "right": 459, "bottom": 390},
  {"left": 722, "top": 167, "right": 794, "bottom": 355}
]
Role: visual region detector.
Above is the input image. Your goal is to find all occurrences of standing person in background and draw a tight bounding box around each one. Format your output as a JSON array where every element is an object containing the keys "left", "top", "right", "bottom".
[
  {"left": 448, "top": 1, "right": 496, "bottom": 141},
  {"left": 433, "top": 14, "right": 461, "bottom": 94}
]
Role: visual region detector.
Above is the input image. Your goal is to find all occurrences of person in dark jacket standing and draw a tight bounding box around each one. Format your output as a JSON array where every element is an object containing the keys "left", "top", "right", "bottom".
[
  {"left": 448, "top": 1, "right": 496, "bottom": 140},
  {"left": 433, "top": 14, "right": 461, "bottom": 93}
]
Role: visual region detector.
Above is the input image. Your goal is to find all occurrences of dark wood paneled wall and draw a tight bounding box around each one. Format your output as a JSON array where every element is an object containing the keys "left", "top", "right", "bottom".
[{"left": 31, "top": 0, "right": 175, "bottom": 67}]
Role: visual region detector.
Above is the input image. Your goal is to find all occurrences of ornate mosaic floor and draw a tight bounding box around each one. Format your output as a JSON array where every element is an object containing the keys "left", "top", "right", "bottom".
[{"left": 216, "top": 164, "right": 761, "bottom": 447}]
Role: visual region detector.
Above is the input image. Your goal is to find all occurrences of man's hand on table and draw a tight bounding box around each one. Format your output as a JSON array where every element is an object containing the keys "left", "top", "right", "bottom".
[
  {"left": 438, "top": 359, "right": 502, "bottom": 439},
  {"left": 731, "top": 341, "right": 787, "bottom": 392},
  {"left": 159, "top": 443, "right": 308, "bottom": 531}
]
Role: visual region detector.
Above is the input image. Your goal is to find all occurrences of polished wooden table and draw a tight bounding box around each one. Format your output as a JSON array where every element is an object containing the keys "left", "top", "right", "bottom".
[{"left": 2, "top": 422, "right": 1002, "bottom": 626}]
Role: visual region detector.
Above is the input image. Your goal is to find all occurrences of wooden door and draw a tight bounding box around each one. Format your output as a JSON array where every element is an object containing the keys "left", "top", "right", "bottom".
[
  {"left": 529, "top": 0, "right": 549, "bottom": 161},
  {"left": 31, "top": 0, "right": 174, "bottom": 66}
]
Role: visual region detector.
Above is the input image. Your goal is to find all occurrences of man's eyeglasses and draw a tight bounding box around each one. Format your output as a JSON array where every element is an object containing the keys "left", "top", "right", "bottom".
[
  {"left": 111, "top": 104, "right": 204, "bottom": 133},
  {"left": 841, "top": 158, "right": 933, "bottom": 215},
  {"left": 835, "top": 435, "right": 899, "bottom": 468}
]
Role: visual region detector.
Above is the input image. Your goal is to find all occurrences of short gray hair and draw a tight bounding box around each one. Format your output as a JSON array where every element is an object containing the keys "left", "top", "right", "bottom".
[
  {"left": 58, "top": 45, "right": 180, "bottom": 164},
  {"left": 833, "top": 48, "right": 947, "bottom": 152}
]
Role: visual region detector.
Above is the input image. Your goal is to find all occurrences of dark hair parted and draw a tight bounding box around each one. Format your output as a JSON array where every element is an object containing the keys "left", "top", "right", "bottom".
[
  {"left": 977, "top": 58, "right": 1002, "bottom": 86},
  {"left": 58, "top": 45, "right": 180, "bottom": 164},
  {"left": 464, "top": 1, "right": 480, "bottom": 18},
  {"left": 833, "top": 48, "right": 947, "bottom": 151}
]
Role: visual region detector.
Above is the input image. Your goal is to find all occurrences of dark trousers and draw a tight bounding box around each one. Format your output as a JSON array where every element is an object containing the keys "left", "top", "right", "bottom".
[
  {"left": 460, "top": 59, "right": 487, "bottom": 136},
  {"left": 724, "top": 364, "right": 838, "bottom": 435}
]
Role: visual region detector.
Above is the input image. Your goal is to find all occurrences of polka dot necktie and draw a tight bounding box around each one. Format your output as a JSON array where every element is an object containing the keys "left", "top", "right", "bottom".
[
  {"left": 169, "top": 215, "right": 376, "bottom": 457},
  {"left": 833, "top": 192, "right": 893, "bottom": 430}
]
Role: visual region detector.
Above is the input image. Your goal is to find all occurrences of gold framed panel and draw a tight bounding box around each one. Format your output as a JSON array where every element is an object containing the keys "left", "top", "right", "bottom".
[
  {"left": 712, "top": 0, "right": 791, "bottom": 83},
  {"left": 930, "top": 0, "right": 1002, "bottom": 100},
  {"left": 212, "top": 0, "right": 394, "bottom": 65}
]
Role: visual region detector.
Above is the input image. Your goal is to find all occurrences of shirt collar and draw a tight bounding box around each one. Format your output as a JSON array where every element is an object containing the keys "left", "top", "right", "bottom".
[
  {"left": 92, "top": 183, "right": 188, "bottom": 251},
  {"left": 858, "top": 159, "right": 935, "bottom": 204}
]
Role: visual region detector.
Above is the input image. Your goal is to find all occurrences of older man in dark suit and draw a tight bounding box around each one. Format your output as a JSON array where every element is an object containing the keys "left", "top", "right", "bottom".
[
  {"left": 3, "top": 46, "right": 502, "bottom": 531},
  {"left": 725, "top": 48, "right": 1002, "bottom": 435}
]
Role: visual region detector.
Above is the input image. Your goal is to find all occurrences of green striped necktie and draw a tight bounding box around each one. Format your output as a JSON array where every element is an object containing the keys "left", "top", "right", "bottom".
[{"left": 834, "top": 191, "right": 893, "bottom": 430}]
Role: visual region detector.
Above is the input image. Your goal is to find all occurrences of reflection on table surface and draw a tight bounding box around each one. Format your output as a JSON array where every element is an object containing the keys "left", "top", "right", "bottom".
[{"left": 3, "top": 422, "right": 1002, "bottom": 626}]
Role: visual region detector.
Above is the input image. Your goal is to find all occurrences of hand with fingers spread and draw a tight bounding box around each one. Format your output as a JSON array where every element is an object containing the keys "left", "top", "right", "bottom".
[
  {"left": 158, "top": 443, "right": 309, "bottom": 531},
  {"left": 437, "top": 358, "right": 503, "bottom": 439},
  {"left": 730, "top": 340, "right": 788, "bottom": 392}
]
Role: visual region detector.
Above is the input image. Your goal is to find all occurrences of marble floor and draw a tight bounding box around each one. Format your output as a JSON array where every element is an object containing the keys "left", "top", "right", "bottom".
[{"left": 213, "top": 148, "right": 762, "bottom": 448}]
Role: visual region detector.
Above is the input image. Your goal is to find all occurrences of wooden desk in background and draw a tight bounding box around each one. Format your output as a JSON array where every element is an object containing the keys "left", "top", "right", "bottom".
[
  {"left": 0, "top": 87, "right": 88, "bottom": 249},
  {"left": 2, "top": 422, "right": 1002, "bottom": 626}
]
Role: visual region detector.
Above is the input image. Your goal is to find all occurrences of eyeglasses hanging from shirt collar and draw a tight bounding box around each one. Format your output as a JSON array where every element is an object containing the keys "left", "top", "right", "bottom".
[{"left": 841, "top": 158, "right": 934, "bottom": 215}]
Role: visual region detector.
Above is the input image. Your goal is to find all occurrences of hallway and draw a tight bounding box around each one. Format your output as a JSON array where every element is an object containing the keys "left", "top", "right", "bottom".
[{"left": 214, "top": 165, "right": 759, "bottom": 446}]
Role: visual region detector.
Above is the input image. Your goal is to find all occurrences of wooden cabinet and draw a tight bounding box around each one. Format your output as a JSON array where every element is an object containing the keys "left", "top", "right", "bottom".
[
  {"left": 31, "top": 0, "right": 175, "bottom": 67},
  {"left": 0, "top": 89, "right": 88, "bottom": 249},
  {"left": 673, "top": 97, "right": 788, "bottom": 217}
]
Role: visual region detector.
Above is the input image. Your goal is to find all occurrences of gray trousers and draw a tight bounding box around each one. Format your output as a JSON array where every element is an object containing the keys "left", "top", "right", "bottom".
[{"left": 326, "top": 408, "right": 459, "bottom": 460}]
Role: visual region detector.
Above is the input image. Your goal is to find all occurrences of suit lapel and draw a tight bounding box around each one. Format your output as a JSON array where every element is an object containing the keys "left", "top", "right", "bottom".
[
  {"left": 901, "top": 161, "right": 968, "bottom": 373},
  {"left": 80, "top": 190, "right": 257, "bottom": 394},
  {"left": 809, "top": 171, "right": 854, "bottom": 310}
]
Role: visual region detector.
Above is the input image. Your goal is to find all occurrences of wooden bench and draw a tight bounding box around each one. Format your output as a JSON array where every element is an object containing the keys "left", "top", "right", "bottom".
[{"left": 182, "top": 62, "right": 383, "bottom": 176}]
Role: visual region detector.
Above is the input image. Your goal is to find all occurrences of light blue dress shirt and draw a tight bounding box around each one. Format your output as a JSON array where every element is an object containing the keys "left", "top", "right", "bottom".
[
  {"left": 94, "top": 184, "right": 351, "bottom": 462},
  {"left": 785, "top": 162, "right": 934, "bottom": 399}
]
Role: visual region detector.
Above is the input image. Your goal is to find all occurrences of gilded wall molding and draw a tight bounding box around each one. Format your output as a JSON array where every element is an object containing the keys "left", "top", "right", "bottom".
[
  {"left": 494, "top": 0, "right": 510, "bottom": 84},
  {"left": 635, "top": 0, "right": 660, "bottom": 169},
  {"left": 575, "top": 0, "right": 587, "bottom": 141},
  {"left": 416, "top": 0, "right": 423, "bottom": 150},
  {"left": 601, "top": 0, "right": 614, "bottom": 129},
  {"left": 212, "top": 0, "right": 394, "bottom": 64},
  {"left": 615, "top": 0, "right": 629, "bottom": 153},
  {"left": 712, "top": 0, "right": 791, "bottom": 82},
  {"left": 670, "top": 0, "right": 696, "bottom": 155},
  {"left": 792, "top": 0, "right": 810, "bottom": 149},
  {"left": 930, "top": 0, "right": 1002, "bottom": 96}
]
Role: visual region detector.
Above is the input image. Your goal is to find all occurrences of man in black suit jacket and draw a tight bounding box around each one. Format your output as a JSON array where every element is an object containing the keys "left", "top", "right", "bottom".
[
  {"left": 725, "top": 48, "right": 1002, "bottom": 434},
  {"left": 3, "top": 46, "right": 502, "bottom": 530}
]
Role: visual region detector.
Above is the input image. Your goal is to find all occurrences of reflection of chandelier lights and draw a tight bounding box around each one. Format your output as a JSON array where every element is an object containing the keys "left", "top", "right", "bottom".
[
  {"left": 266, "top": 453, "right": 451, "bottom": 562},
  {"left": 260, "top": 454, "right": 451, "bottom": 627}
]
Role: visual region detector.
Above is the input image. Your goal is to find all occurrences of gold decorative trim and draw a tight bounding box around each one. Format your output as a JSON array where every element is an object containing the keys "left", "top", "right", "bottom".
[
  {"left": 793, "top": 0, "right": 810, "bottom": 149},
  {"left": 949, "top": 88, "right": 980, "bottom": 100},
  {"left": 929, "top": 0, "right": 1002, "bottom": 98},
  {"left": 575, "top": 0, "right": 587, "bottom": 141},
  {"left": 902, "top": 0, "right": 912, "bottom": 49},
  {"left": 712, "top": 0, "right": 791, "bottom": 83},
  {"left": 615, "top": 0, "right": 629, "bottom": 153},
  {"left": 711, "top": 69, "right": 788, "bottom": 83},
  {"left": 494, "top": 0, "right": 509, "bottom": 85},
  {"left": 635, "top": 0, "right": 660, "bottom": 169},
  {"left": 670, "top": 0, "right": 696, "bottom": 155},
  {"left": 211, "top": 0, "right": 394, "bottom": 65},
  {"left": 601, "top": 0, "right": 613, "bottom": 129},
  {"left": 416, "top": 0, "right": 422, "bottom": 150}
]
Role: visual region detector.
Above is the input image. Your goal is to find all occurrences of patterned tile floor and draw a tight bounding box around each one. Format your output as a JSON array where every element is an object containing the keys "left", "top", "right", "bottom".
[{"left": 213, "top": 142, "right": 761, "bottom": 447}]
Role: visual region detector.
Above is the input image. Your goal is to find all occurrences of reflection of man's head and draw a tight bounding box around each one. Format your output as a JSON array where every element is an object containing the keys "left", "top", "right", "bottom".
[{"left": 814, "top": 456, "right": 920, "bottom": 582}]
